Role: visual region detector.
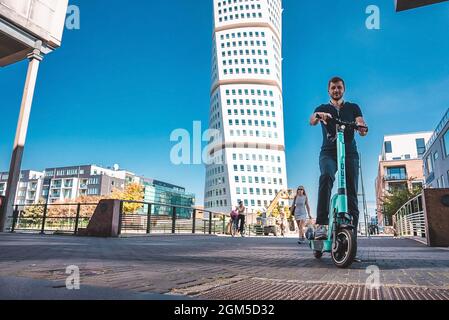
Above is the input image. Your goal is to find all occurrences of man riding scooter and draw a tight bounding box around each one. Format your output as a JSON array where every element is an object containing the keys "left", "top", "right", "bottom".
[{"left": 309, "top": 77, "right": 368, "bottom": 247}]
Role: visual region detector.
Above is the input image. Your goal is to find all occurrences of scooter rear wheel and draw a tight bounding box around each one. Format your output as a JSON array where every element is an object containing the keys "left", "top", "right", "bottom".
[{"left": 331, "top": 228, "right": 356, "bottom": 268}]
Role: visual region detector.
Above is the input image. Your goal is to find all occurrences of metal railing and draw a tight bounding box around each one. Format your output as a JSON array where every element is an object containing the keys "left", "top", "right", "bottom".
[
  {"left": 384, "top": 174, "right": 408, "bottom": 181},
  {"left": 118, "top": 200, "right": 238, "bottom": 236},
  {"left": 8, "top": 202, "right": 98, "bottom": 235},
  {"left": 6, "top": 200, "right": 263, "bottom": 237},
  {"left": 393, "top": 193, "right": 426, "bottom": 241}
]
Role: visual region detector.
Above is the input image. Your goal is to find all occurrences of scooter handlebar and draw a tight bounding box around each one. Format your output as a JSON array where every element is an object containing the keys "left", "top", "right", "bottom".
[{"left": 315, "top": 114, "right": 368, "bottom": 133}]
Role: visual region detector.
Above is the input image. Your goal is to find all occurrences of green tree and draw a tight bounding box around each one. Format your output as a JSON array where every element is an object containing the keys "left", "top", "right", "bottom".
[
  {"left": 110, "top": 183, "right": 144, "bottom": 214},
  {"left": 270, "top": 204, "right": 283, "bottom": 218},
  {"left": 382, "top": 184, "right": 422, "bottom": 222}
]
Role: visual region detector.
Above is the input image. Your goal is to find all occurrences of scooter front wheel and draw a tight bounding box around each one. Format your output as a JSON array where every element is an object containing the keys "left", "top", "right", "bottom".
[{"left": 331, "top": 228, "right": 356, "bottom": 268}]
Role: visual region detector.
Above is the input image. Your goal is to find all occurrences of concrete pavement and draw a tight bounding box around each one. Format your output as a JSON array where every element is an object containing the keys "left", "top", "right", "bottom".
[{"left": 0, "top": 233, "right": 448, "bottom": 300}]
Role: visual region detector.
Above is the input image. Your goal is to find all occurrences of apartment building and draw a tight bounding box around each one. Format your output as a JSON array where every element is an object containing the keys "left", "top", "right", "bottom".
[
  {"left": 375, "top": 132, "right": 432, "bottom": 225},
  {"left": 0, "top": 170, "right": 44, "bottom": 205}
]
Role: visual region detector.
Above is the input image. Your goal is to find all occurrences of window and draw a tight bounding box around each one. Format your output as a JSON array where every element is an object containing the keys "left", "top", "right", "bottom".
[
  {"left": 434, "top": 151, "right": 439, "bottom": 162},
  {"left": 416, "top": 138, "right": 426, "bottom": 156},
  {"left": 386, "top": 167, "right": 407, "bottom": 180},
  {"left": 87, "top": 188, "right": 99, "bottom": 195},
  {"left": 384, "top": 141, "right": 392, "bottom": 154},
  {"left": 443, "top": 130, "right": 449, "bottom": 157},
  {"left": 426, "top": 156, "right": 433, "bottom": 174}
]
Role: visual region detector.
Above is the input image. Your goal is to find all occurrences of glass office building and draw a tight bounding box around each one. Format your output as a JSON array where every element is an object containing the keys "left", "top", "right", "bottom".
[{"left": 141, "top": 178, "right": 195, "bottom": 219}]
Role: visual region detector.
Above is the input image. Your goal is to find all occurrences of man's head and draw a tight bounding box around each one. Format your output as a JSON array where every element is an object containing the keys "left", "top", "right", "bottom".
[{"left": 328, "top": 76, "right": 345, "bottom": 101}]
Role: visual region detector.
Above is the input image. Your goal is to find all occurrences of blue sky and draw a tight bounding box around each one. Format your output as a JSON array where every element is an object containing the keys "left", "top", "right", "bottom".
[{"left": 1, "top": 0, "right": 448, "bottom": 216}]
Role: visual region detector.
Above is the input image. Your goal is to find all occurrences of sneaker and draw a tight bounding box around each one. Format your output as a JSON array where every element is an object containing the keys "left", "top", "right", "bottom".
[
  {"left": 297, "top": 240, "right": 302, "bottom": 244},
  {"left": 314, "top": 226, "right": 328, "bottom": 240}
]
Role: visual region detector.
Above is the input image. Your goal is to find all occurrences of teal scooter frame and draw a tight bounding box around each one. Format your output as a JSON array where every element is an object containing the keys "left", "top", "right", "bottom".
[{"left": 309, "top": 115, "right": 368, "bottom": 268}]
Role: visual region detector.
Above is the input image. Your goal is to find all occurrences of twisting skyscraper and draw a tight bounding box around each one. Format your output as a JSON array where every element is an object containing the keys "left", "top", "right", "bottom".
[{"left": 205, "top": 0, "right": 287, "bottom": 213}]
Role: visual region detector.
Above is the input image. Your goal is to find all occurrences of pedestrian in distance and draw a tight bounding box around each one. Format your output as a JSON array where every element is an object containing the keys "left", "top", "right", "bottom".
[
  {"left": 237, "top": 201, "right": 246, "bottom": 237},
  {"left": 230, "top": 208, "right": 239, "bottom": 237},
  {"left": 290, "top": 186, "right": 312, "bottom": 244},
  {"left": 279, "top": 210, "right": 288, "bottom": 236}
]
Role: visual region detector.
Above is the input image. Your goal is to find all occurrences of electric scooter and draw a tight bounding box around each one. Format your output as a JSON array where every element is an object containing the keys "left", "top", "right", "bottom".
[{"left": 309, "top": 114, "right": 368, "bottom": 268}]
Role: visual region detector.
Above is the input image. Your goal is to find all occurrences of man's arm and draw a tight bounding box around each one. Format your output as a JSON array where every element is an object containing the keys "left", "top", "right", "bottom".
[{"left": 356, "top": 116, "right": 368, "bottom": 136}]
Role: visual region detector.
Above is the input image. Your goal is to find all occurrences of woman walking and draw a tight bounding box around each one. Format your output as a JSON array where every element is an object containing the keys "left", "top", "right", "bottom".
[{"left": 291, "top": 186, "right": 312, "bottom": 244}]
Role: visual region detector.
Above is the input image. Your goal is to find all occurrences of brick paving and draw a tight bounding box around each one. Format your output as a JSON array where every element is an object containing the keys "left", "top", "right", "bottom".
[{"left": 0, "top": 233, "right": 448, "bottom": 299}]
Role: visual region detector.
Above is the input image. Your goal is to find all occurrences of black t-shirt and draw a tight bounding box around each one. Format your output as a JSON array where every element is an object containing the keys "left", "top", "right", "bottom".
[{"left": 314, "top": 102, "right": 363, "bottom": 154}]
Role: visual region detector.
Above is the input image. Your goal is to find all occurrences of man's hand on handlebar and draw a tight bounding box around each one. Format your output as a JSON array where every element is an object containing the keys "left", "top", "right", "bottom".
[
  {"left": 314, "top": 112, "right": 333, "bottom": 125},
  {"left": 355, "top": 117, "right": 368, "bottom": 136}
]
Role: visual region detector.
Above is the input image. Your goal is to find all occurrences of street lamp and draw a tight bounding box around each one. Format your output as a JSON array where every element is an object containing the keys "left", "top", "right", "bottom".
[{"left": 0, "top": 0, "right": 69, "bottom": 232}]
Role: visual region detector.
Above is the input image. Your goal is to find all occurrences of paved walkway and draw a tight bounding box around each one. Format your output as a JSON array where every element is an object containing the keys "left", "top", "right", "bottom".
[{"left": 0, "top": 233, "right": 448, "bottom": 300}]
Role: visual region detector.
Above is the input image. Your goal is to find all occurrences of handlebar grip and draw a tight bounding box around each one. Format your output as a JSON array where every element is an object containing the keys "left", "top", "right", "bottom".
[{"left": 356, "top": 125, "right": 369, "bottom": 133}]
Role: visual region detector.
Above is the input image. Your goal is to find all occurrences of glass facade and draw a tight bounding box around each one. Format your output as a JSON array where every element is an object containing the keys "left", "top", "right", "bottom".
[{"left": 141, "top": 179, "right": 195, "bottom": 219}]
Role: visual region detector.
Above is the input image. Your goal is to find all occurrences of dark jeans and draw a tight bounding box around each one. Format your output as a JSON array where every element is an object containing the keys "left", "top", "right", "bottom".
[
  {"left": 238, "top": 214, "right": 245, "bottom": 233},
  {"left": 316, "top": 151, "right": 359, "bottom": 231}
]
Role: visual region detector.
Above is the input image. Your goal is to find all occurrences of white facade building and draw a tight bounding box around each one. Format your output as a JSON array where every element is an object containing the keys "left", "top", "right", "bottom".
[
  {"left": 205, "top": 0, "right": 287, "bottom": 213},
  {"left": 380, "top": 132, "right": 433, "bottom": 161},
  {"left": 0, "top": 170, "right": 44, "bottom": 205}
]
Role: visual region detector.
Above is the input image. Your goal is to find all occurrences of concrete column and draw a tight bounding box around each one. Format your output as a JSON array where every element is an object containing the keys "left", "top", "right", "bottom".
[{"left": 0, "top": 42, "right": 43, "bottom": 232}]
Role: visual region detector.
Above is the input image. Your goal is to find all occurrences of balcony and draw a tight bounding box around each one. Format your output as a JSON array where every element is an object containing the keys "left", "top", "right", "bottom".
[{"left": 384, "top": 174, "right": 408, "bottom": 181}]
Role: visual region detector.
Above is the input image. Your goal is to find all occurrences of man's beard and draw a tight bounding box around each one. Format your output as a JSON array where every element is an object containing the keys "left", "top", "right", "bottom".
[{"left": 332, "top": 93, "right": 343, "bottom": 100}]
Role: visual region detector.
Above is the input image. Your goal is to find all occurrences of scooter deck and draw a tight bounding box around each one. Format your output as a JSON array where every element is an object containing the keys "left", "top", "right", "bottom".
[{"left": 309, "top": 239, "right": 332, "bottom": 252}]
